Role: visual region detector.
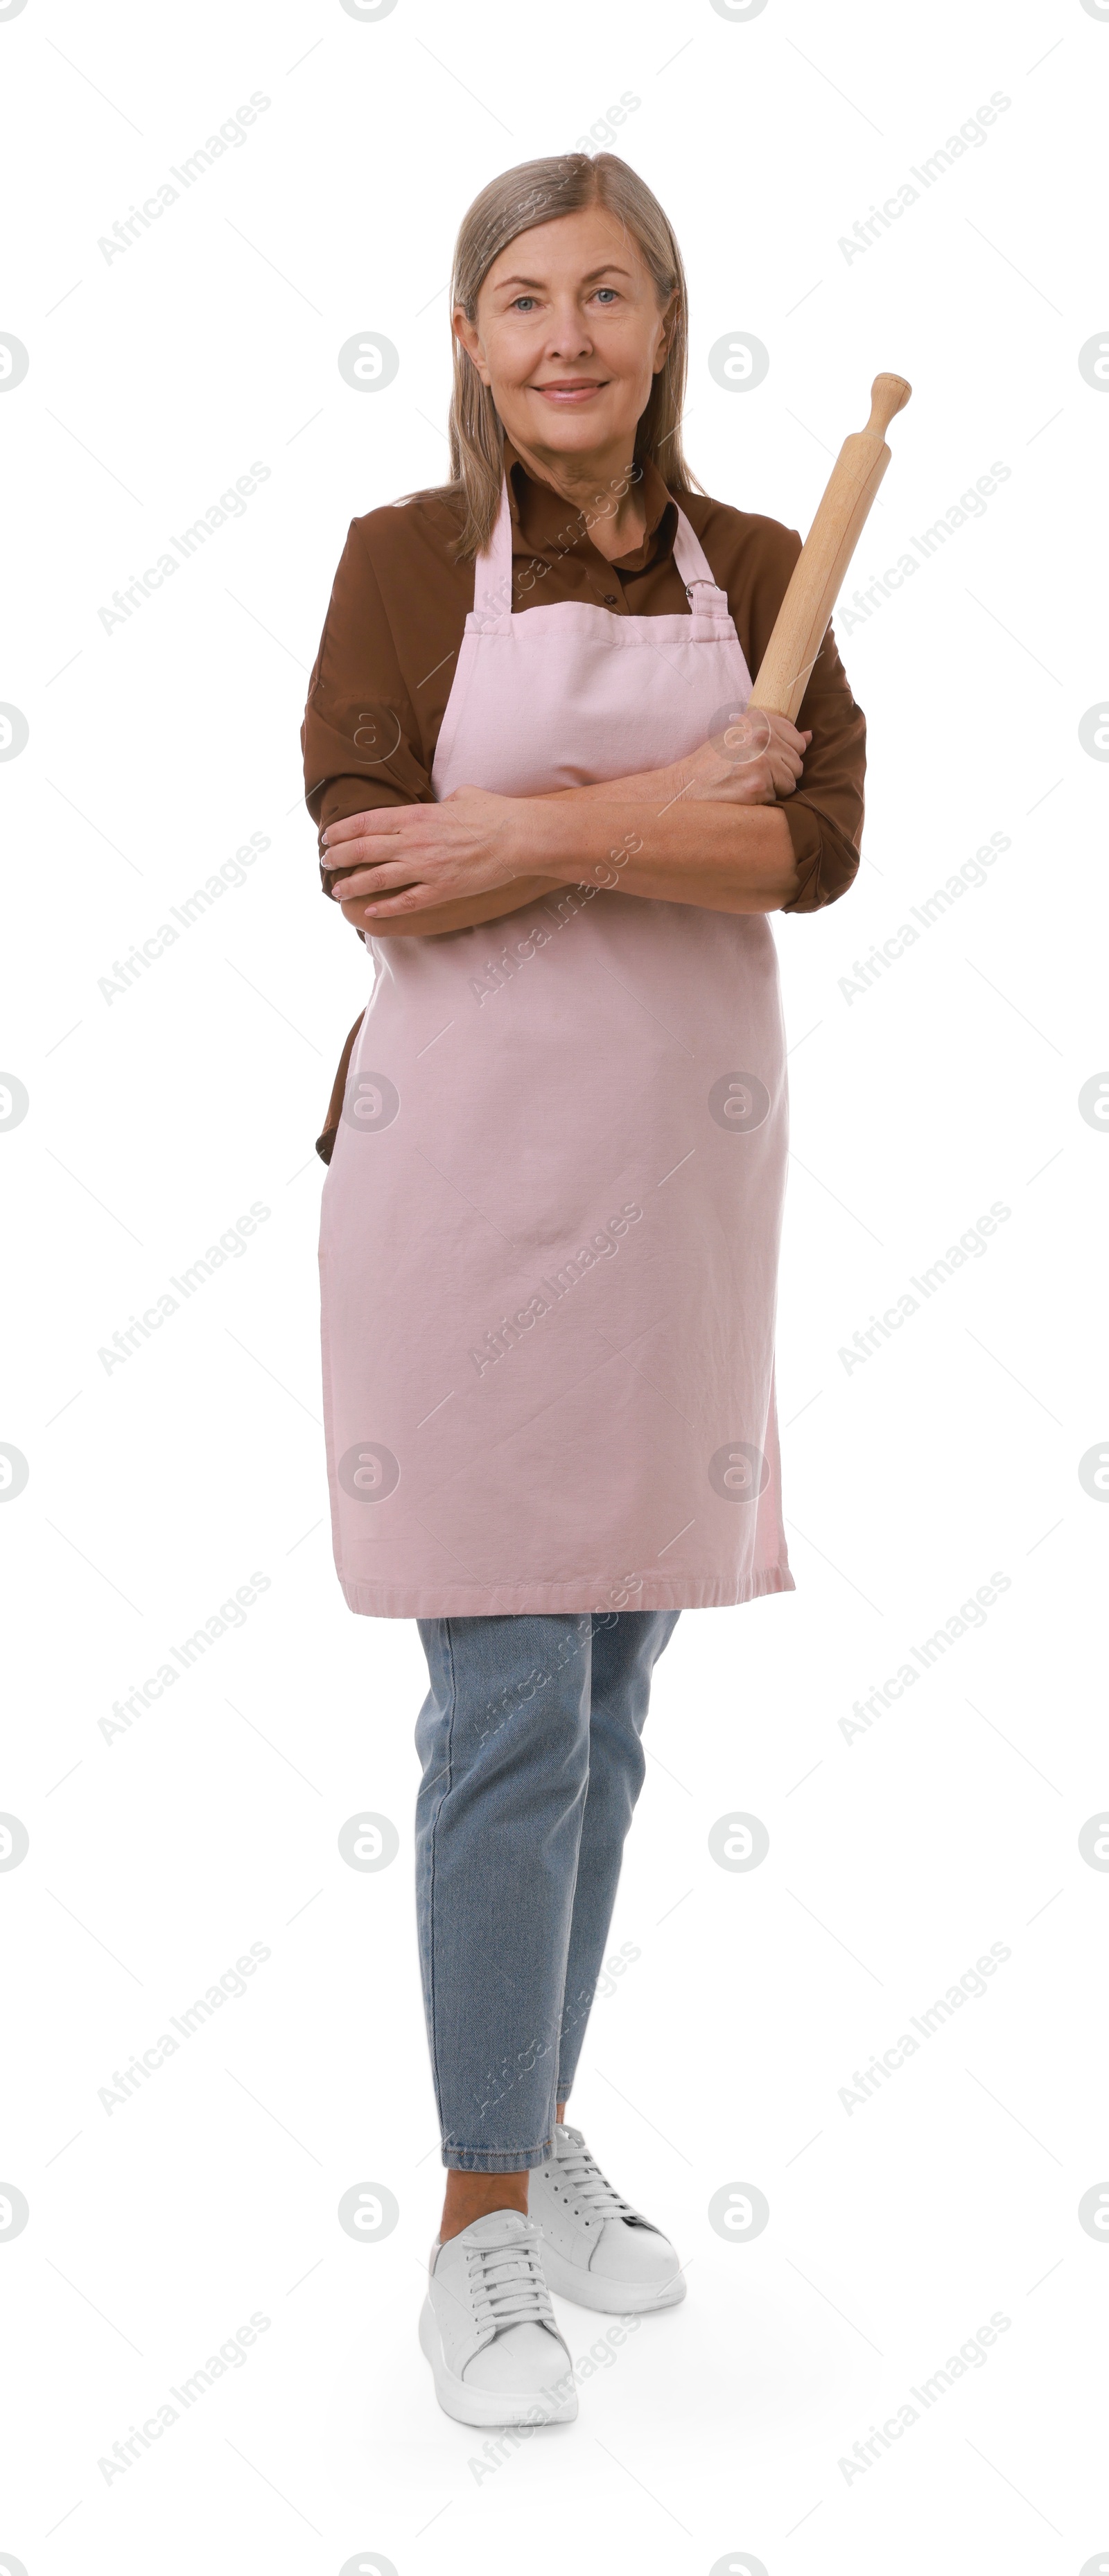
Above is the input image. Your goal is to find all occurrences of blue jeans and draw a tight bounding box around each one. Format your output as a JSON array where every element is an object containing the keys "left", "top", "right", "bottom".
[{"left": 414, "top": 1610, "right": 679, "bottom": 2172}]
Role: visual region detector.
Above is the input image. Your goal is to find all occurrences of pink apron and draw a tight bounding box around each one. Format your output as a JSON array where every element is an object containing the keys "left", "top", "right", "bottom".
[{"left": 318, "top": 477, "right": 794, "bottom": 1617}]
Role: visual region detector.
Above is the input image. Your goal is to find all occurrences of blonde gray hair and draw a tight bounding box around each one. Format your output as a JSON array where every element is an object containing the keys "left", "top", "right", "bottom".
[{"left": 403, "top": 152, "right": 702, "bottom": 559}]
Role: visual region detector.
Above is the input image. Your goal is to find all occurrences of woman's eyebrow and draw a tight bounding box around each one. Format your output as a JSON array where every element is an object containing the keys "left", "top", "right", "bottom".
[{"left": 494, "top": 264, "right": 636, "bottom": 292}]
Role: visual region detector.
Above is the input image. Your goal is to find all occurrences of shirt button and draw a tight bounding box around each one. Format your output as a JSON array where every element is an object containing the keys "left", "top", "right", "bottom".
[{"left": 603, "top": 592, "right": 618, "bottom": 604}]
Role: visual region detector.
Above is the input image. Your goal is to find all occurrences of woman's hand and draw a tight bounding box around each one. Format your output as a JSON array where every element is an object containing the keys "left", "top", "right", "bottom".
[
  {"left": 672, "top": 709, "right": 812, "bottom": 808},
  {"left": 540, "top": 709, "right": 812, "bottom": 820},
  {"left": 323, "top": 786, "right": 530, "bottom": 922}
]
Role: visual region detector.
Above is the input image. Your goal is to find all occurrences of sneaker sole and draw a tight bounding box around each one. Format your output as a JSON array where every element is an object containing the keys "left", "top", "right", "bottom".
[
  {"left": 538, "top": 2243, "right": 688, "bottom": 2313},
  {"left": 418, "top": 2297, "right": 579, "bottom": 2427}
]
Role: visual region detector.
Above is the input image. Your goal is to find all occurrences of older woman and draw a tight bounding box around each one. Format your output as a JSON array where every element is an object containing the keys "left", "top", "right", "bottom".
[{"left": 303, "top": 150, "right": 863, "bottom": 2430}]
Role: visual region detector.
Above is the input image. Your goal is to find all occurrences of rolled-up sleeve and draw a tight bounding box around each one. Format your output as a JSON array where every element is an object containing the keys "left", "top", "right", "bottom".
[
  {"left": 302, "top": 518, "right": 430, "bottom": 900},
  {"left": 734, "top": 519, "right": 866, "bottom": 915}
]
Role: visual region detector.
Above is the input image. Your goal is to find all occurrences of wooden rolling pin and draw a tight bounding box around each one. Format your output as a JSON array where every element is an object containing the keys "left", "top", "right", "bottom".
[{"left": 748, "top": 371, "right": 911, "bottom": 723}]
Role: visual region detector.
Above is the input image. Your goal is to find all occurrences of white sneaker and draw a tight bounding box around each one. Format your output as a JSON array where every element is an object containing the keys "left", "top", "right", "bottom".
[
  {"left": 419, "top": 2209, "right": 578, "bottom": 2427},
  {"left": 530, "top": 2123, "right": 686, "bottom": 2313}
]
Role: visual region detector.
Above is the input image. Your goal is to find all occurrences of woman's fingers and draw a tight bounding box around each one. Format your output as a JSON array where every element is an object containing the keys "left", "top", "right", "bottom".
[
  {"left": 769, "top": 717, "right": 811, "bottom": 756},
  {"left": 324, "top": 848, "right": 399, "bottom": 880},
  {"left": 762, "top": 720, "right": 812, "bottom": 798},
  {"left": 340, "top": 882, "right": 436, "bottom": 921},
  {"left": 356, "top": 891, "right": 425, "bottom": 918},
  {"left": 328, "top": 858, "right": 426, "bottom": 897},
  {"left": 322, "top": 806, "right": 408, "bottom": 850},
  {"left": 691, "top": 715, "right": 812, "bottom": 805},
  {"left": 322, "top": 808, "right": 419, "bottom": 877}
]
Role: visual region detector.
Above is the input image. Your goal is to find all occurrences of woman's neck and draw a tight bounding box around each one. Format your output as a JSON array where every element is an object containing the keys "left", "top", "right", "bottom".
[{"left": 506, "top": 430, "right": 647, "bottom": 561}]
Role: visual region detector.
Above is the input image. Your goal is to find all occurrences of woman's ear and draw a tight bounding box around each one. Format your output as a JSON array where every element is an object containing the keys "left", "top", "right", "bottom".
[
  {"left": 453, "top": 305, "right": 491, "bottom": 385},
  {"left": 654, "top": 293, "right": 678, "bottom": 373}
]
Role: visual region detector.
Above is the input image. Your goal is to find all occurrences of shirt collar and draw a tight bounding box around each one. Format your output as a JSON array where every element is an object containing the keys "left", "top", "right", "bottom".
[{"left": 500, "top": 433, "right": 677, "bottom": 571}]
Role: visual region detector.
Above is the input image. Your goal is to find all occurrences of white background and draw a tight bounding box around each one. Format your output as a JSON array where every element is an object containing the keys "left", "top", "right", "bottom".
[{"left": 1, "top": 0, "right": 1106, "bottom": 2569}]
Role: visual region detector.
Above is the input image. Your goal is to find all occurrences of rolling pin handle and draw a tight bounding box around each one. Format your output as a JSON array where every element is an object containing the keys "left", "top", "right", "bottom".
[{"left": 864, "top": 373, "right": 912, "bottom": 439}]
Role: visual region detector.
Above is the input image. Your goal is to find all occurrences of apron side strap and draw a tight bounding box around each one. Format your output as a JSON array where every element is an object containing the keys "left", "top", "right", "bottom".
[{"left": 316, "top": 1008, "right": 367, "bottom": 1164}]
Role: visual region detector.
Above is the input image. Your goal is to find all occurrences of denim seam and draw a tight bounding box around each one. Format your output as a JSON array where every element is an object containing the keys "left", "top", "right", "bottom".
[
  {"left": 426, "top": 1620, "right": 458, "bottom": 2144},
  {"left": 546, "top": 1617, "right": 593, "bottom": 2141}
]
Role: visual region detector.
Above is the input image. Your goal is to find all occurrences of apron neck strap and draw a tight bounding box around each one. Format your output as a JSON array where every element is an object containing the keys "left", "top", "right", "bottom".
[
  {"left": 471, "top": 477, "right": 514, "bottom": 630},
  {"left": 670, "top": 503, "right": 720, "bottom": 593},
  {"left": 471, "top": 475, "right": 720, "bottom": 622}
]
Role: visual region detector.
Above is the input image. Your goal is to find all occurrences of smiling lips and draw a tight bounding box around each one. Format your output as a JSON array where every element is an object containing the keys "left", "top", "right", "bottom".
[{"left": 531, "top": 379, "right": 609, "bottom": 403}]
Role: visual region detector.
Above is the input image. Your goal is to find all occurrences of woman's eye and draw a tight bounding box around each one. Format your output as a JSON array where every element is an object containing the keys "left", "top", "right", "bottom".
[
  {"left": 594, "top": 288, "right": 618, "bottom": 305},
  {"left": 511, "top": 296, "right": 536, "bottom": 310}
]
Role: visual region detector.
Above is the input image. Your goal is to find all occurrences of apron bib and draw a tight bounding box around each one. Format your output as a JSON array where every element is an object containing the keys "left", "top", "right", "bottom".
[{"left": 318, "top": 477, "right": 793, "bottom": 1616}]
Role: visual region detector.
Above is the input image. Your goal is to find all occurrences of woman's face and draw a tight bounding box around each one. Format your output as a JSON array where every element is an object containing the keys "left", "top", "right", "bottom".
[{"left": 454, "top": 205, "right": 674, "bottom": 464}]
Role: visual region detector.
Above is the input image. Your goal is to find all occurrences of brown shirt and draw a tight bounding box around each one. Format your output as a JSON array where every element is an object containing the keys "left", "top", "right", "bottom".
[{"left": 303, "top": 438, "right": 866, "bottom": 1154}]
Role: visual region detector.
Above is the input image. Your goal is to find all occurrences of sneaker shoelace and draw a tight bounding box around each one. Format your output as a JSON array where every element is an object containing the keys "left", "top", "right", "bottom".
[
  {"left": 550, "top": 2138, "right": 644, "bottom": 2227},
  {"left": 466, "top": 2229, "right": 557, "bottom": 2333}
]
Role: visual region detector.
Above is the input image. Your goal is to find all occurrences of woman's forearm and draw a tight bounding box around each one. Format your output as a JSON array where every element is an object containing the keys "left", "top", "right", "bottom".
[
  {"left": 351, "top": 873, "right": 564, "bottom": 939},
  {"left": 333, "top": 726, "right": 804, "bottom": 934},
  {"left": 335, "top": 775, "right": 668, "bottom": 938},
  {"left": 524, "top": 782, "right": 799, "bottom": 912},
  {"left": 339, "top": 770, "right": 678, "bottom": 938}
]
